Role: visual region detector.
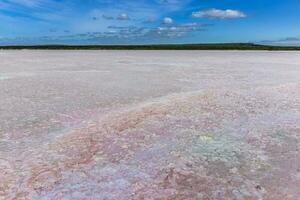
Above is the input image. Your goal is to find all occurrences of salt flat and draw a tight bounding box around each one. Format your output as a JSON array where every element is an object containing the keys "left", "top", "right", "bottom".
[{"left": 0, "top": 50, "right": 299, "bottom": 200}]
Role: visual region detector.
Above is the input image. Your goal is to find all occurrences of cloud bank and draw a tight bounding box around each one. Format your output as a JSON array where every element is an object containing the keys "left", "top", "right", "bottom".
[{"left": 192, "top": 9, "right": 246, "bottom": 19}]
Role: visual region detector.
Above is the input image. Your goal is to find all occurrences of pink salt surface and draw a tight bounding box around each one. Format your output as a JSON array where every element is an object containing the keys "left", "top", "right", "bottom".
[{"left": 0, "top": 51, "right": 300, "bottom": 200}]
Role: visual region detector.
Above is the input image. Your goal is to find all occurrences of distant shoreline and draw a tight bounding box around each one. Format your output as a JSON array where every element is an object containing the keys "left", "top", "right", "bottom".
[{"left": 1, "top": 43, "right": 300, "bottom": 50}]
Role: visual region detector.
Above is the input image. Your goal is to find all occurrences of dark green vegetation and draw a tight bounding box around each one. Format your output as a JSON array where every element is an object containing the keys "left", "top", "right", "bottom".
[{"left": 1, "top": 43, "right": 300, "bottom": 50}]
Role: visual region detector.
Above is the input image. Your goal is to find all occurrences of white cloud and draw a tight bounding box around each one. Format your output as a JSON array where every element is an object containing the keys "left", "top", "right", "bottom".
[
  {"left": 163, "top": 17, "right": 173, "bottom": 25},
  {"left": 117, "top": 13, "right": 130, "bottom": 20},
  {"left": 192, "top": 8, "right": 246, "bottom": 19}
]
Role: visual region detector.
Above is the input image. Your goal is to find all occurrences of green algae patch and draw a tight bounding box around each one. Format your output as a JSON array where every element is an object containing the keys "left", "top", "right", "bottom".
[{"left": 198, "top": 135, "right": 214, "bottom": 143}]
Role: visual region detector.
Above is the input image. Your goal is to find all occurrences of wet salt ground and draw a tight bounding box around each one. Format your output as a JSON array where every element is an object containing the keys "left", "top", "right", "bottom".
[{"left": 0, "top": 51, "right": 300, "bottom": 200}]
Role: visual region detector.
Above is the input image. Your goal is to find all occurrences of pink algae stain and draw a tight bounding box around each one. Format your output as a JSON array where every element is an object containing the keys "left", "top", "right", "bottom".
[
  {"left": 27, "top": 167, "right": 62, "bottom": 191},
  {"left": 0, "top": 158, "right": 17, "bottom": 197},
  {"left": 50, "top": 104, "right": 169, "bottom": 167}
]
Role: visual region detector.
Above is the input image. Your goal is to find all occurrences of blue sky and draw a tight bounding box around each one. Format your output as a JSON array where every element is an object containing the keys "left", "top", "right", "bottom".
[{"left": 0, "top": 0, "right": 300, "bottom": 45}]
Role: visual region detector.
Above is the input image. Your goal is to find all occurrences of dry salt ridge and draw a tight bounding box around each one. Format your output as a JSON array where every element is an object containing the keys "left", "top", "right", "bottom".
[{"left": 0, "top": 50, "right": 299, "bottom": 200}]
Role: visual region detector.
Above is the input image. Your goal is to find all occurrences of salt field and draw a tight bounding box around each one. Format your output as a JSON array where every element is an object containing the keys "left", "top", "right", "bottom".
[{"left": 0, "top": 50, "right": 300, "bottom": 200}]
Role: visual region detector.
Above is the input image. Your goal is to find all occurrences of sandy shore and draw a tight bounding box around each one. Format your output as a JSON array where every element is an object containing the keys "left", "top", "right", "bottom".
[{"left": 0, "top": 51, "right": 300, "bottom": 199}]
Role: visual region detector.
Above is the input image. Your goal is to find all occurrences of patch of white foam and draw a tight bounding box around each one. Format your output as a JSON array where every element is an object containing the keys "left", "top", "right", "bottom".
[
  {"left": 0, "top": 75, "right": 10, "bottom": 80},
  {"left": 0, "top": 72, "right": 34, "bottom": 80}
]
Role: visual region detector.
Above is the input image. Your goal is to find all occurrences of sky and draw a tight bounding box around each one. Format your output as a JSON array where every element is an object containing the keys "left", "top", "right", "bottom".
[{"left": 0, "top": 0, "right": 300, "bottom": 45}]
